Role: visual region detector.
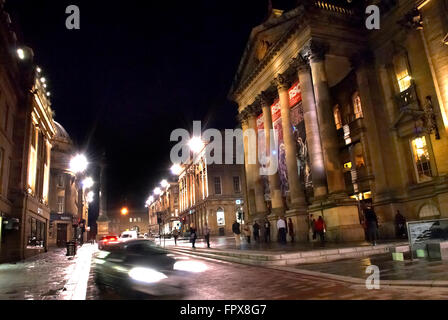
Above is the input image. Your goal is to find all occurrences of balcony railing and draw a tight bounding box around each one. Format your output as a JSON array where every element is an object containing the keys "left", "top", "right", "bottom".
[{"left": 396, "top": 84, "right": 419, "bottom": 111}]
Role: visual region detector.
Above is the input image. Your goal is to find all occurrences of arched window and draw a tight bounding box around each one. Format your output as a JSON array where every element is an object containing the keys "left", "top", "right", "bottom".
[
  {"left": 333, "top": 104, "right": 342, "bottom": 129},
  {"left": 352, "top": 92, "right": 363, "bottom": 119}
]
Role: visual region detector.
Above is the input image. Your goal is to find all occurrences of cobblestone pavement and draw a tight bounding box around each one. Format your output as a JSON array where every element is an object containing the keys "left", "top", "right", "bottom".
[
  {"left": 87, "top": 252, "right": 448, "bottom": 300},
  {"left": 0, "top": 248, "right": 76, "bottom": 300}
]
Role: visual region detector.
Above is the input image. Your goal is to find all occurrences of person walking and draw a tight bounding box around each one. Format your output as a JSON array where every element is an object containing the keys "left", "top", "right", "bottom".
[
  {"left": 395, "top": 210, "right": 407, "bottom": 239},
  {"left": 243, "top": 224, "right": 251, "bottom": 244},
  {"left": 172, "top": 228, "right": 179, "bottom": 246},
  {"left": 277, "top": 216, "right": 287, "bottom": 244},
  {"left": 365, "top": 205, "right": 379, "bottom": 246},
  {"left": 264, "top": 218, "right": 271, "bottom": 243},
  {"left": 314, "top": 216, "right": 326, "bottom": 245},
  {"left": 204, "top": 223, "right": 211, "bottom": 248},
  {"left": 189, "top": 225, "right": 197, "bottom": 249},
  {"left": 288, "top": 218, "right": 295, "bottom": 243},
  {"left": 253, "top": 221, "right": 260, "bottom": 242},
  {"left": 232, "top": 220, "right": 241, "bottom": 248}
]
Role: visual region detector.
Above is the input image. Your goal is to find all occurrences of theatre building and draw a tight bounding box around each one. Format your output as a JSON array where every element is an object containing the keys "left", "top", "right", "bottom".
[{"left": 229, "top": 0, "right": 448, "bottom": 242}]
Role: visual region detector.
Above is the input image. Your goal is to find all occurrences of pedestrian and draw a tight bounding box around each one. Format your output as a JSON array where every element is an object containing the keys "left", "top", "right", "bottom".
[
  {"left": 264, "top": 218, "right": 271, "bottom": 243},
  {"left": 189, "top": 225, "right": 197, "bottom": 248},
  {"left": 253, "top": 221, "right": 260, "bottom": 242},
  {"left": 364, "top": 205, "right": 379, "bottom": 246},
  {"left": 309, "top": 214, "right": 316, "bottom": 241},
  {"left": 232, "top": 220, "right": 241, "bottom": 248},
  {"left": 395, "top": 210, "right": 407, "bottom": 239},
  {"left": 288, "top": 218, "right": 295, "bottom": 243},
  {"left": 314, "top": 216, "right": 326, "bottom": 245},
  {"left": 172, "top": 228, "right": 179, "bottom": 245},
  {"left": 243, "top": 224, "right": 251, "bottom": 244},
  {"left": 277, "top": 216, "right": 287, "bottom": 244},
  {"left": 204, "top": 223, "right": 211, "bottom": 248}
]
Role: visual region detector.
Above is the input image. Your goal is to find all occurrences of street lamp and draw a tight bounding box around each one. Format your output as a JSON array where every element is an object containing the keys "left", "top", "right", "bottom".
[
  {"left": 121, "top": 207, "right": 129, "bottom": 215},
  {"left": 170, "top": 163, "right": 182, "bottom": 175},
  {"left": 160, "top": 179, "right": 169, "bottom": 188},
  {"left": 70, "top": 154, "right": 88, "bottom": 174},
  {"left": 153, "top": 187, "right": 162, "bottom": 195},
  {"left": 82, "top": 177, "right": 94, "bottom": 189},
  {"left": 188, "top": 136, "right": 204, "bottom": 153},
  {"left": 17, "top": 48, "right": 26, "bottom": 60},
  {"left": 87, "top": 191, "right": 94, "bottom": 203}
]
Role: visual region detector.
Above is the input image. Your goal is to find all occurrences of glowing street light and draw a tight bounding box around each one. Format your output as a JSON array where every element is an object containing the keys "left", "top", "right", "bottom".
[
  {"left": 87, "top": 191, "right": 94, "bottom": 203},
  {"left": 36, "top": 67, "right": 42, "bottom": 73},
  {"left": 188, "top": 136, "right": 204, "bottom": 153},
  {"left": 170, "top": 163, "right": 182, "bottom": 175},
  {"left": 153, "top": 187, "right": 162, "bottom": 195},
  {"left": 121, "top": 207, "right": 129, "bottom": 215},
  {"left": 160, "top": 179, "right": 169, "bottom": 188},
  {"left": 82, "top": 177, "right": 94, "bottom": 189},
  {"left": 70, "top": 154, "right": 88, "bottom": 174},
  {"left": 17, "top": 48, "right": 25, "bottom": 60}
]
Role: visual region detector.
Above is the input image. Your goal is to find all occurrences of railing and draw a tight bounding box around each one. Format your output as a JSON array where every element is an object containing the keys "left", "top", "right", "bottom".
[{"left": 396, "top": 84, "right": 419, "bottom": 111}]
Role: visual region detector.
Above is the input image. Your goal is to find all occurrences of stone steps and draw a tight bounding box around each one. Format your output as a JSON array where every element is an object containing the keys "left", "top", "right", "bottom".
[{"left": 167, "top": 242, "right": 407, "bottom": 266}]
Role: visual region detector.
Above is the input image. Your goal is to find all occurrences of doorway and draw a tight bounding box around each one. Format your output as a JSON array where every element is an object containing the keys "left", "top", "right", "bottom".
[{"left": 57, "top": 223, "right": 68, "bottom": 247}]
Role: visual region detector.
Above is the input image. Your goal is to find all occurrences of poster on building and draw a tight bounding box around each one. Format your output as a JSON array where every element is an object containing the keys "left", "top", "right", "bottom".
[
  {"left": 256, "top": 81, "right": 308, "bottom": 198},
  {"left": 257, "top": 114, "right": 271, "bottom": 200}
]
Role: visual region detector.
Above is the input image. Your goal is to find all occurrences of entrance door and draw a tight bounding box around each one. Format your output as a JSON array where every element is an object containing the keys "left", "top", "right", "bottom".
[{"left": 57, "top": 223, "right": 68, "bottom": 247}]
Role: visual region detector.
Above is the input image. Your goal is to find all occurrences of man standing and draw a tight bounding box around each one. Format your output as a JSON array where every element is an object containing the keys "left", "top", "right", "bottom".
[
  {"left": 277, "top": 216, "right": 287, "bottom": 244},
  {"left": 253, "top": 221, "right": 260, "bottom": 242},
  {"left": 264, "top": 218, "right": 271, "bottom": 243},
  {"left": 204, "top": 223, "right": 211, "bottom": 248},
  {"left": 232, "top": 220, "right": 241, "bottom": 248},
  {"left": 172, "top": 228, "right": 179, "bottom": 246},
  {"left": 364, "top": 205, "right": 379, "bottom": 246}
]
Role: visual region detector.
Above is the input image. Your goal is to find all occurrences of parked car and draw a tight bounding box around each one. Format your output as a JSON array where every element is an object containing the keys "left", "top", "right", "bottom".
[
  {"left": 94, "top": 239, "right": 189, "bottom": 298},
  {"left": 98, "top": 235, "right": 120, "bottom": 250}
]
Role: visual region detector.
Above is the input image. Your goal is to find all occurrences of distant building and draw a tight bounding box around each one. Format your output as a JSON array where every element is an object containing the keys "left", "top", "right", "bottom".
[
  {"left": 108, "top": 208, "right": 149, "bottom": 236},
  {"left": 47, "top": 122, "right": 86, "bottom": 247},
  {"left": 147, "top": 182, "right": 180, "bottom": 236}
]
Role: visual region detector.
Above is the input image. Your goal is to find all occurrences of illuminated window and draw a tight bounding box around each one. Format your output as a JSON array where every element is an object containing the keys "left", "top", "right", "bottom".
[
  {"left": 27, "top": 125, "right": 38, "bottom": 194},
  {"left": 394, "top": 55, "right": 412, "bottom": 92},
  {"left": 216, "top": 208, "right": 225, "bottom": 226},
  {"left": 333, "top": 105, "right": 342, "bottom": 129},
  {"left": 411, "top": 136, "right": 433, "bottom": 183},
  {"left": 57, "top": 196, "right": 64, "bottom": 213},
  {"left": 352, "top": 92, "right": 363, "bottom": 119}
]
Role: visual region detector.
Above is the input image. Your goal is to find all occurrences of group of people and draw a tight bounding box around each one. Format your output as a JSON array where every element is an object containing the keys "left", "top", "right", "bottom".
[{"left": 182, "top": 206, "right": 408, "bottom": 249}]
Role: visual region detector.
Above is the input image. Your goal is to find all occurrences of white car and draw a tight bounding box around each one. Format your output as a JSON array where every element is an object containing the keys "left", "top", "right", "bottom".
[{"left": 120, "top": 230, "right": 138, "bottom": 241}]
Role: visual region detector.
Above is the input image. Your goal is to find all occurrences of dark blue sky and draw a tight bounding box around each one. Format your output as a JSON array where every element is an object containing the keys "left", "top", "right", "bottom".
[{"left": 5, "top": 0, "right": 299, "bottom": 217}]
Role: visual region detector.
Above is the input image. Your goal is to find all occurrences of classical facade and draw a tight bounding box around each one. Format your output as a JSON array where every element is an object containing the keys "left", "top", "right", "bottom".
[
  {"left": 147, "top": 182, "right": 180, "bottom": 236},
  {"left": 0, "top": 5, "right": 56, "bottom": 261},
  {"left": 109, "top": 208, "right": 149, "bottom": 236},
  {"left": 177, "top": 147, "right": 246, "bottom": 237},
  {"left": 229, "top": 0, "right": 448, "bottom": 242}
]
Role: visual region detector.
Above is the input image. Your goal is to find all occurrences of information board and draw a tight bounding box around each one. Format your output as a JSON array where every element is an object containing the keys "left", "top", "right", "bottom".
[{"left": 407, "top": 218, "right": 448, "bottom": 258}]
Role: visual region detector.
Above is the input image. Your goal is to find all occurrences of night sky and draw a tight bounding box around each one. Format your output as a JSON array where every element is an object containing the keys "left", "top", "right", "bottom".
[{"left": 5, "top": 0, "right": 299, "bottom": 222}]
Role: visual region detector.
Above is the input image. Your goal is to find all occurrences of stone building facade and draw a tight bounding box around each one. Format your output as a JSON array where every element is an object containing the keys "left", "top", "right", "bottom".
[
  {"left": 47, "top": 122, "right": 84, "bottom": 247},
  {"left": 0, "top": 5, "right": 56, "bottom": 261},
  {"left": 177, "top": 149, "right": 246, "bottom": 237},
  {"left": 229, "top": 0, "right": 448, "bottom": 242},
  {"left": 109, "top": 208, "right": 149, "bottom": 236},
  {"left": 147, "top": 182, "right": 180, "bottom": 236}
]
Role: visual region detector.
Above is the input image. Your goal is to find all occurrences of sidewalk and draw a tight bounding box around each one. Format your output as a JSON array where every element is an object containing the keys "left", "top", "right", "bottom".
[{"left": 0, "top": 243, "right": 96, "bottom": 300}]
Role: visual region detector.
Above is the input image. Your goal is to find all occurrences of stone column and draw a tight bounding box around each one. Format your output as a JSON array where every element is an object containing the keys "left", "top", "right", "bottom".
[
  {"left": 257, "top": 92, "right": 285, "bottom": 216},
  {"left": 239, "top": 112, "right": 257, "bottom": 220},
  {"left": 295, "top": 58, "right": 328, "bottom": 199},
  {"left": 274, "top": 74, "right": 307, "bottom": 210},
  {"left": 246, "top": 105, "right": 268, "bottom": 218},
  {"left": 307, "top": 43, "right": 346, "bottom": 195}
]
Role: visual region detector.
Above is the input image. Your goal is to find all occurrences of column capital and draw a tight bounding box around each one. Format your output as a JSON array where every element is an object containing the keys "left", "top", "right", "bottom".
[
  {"left": 272, "top": 74, "right": 290, "bottom": 92},
  {"left": 291, "top": 55, "right": 310, "bottom": 73},
  {"left": 247, "top": 103, "right": 262, "bottom": 117},
  {"left": 256, "top": 91, "right": 273, "bottom": 109},
  {"left": 300, "top": 40, "right": 329, "bottom": 63},
  {"left": 237, "top": 109, "right": 250, "bottom": 124}
]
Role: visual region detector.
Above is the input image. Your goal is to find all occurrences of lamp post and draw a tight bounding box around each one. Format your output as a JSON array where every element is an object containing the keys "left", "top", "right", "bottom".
[{"left": 69, "top": 154, "right": 88, "bottom": 245}]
